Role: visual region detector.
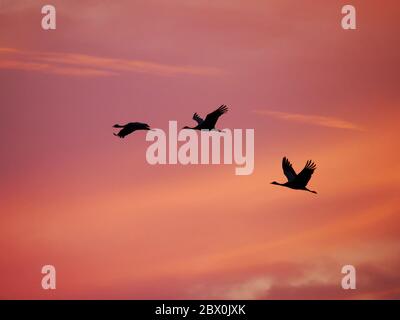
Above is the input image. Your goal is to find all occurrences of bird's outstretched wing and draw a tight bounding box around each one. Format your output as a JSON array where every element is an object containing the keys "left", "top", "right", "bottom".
[
  {"left": 133, "top": 122, "right": 151, "bottom": 130},
  {"left": 296, "top": 160, "right": 317, "bottom": 186},
  {"left": 201, "top": 105, "right": 228, "bottom": 129},
  {"left": 193, "top": 113, "right": 204, "bottom": 125},
  {"left": 282, "top": 157, "right": 297, "bottom": 181}
]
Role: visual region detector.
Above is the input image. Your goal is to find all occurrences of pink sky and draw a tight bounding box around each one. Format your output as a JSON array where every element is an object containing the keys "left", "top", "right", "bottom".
[{"left": 0, "top": 0, "right": 399, "bottom": 299}]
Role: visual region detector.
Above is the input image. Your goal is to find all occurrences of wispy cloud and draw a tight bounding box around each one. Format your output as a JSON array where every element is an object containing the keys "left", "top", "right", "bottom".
[
  {"left": 0, "top": 59, "right": 117, "bottom": 77},
  {"left": 189, "top": 255, "right": 400, "bottom": 299},
  {"left": 254, "top": 110, "right": 363, "bottom": 131},
  {"left": 0, "top": 47, "right": 222, "bottom": 77}
]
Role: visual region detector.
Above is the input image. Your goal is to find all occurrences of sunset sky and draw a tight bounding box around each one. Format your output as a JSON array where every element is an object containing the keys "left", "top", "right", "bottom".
[{"left": 0, "top": 0, "right": 399, "bottom": 299}]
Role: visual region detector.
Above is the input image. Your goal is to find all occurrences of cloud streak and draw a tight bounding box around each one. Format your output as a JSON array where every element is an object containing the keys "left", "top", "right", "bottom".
[
  {"left": 0, "top": 47, "right": 222, "bottom": 77},
  {"left": 0, "top": 59, "right": 117, "bottom": 77},
  {"left": 254, "top": 110, "right": 363, "bottom": 131}
]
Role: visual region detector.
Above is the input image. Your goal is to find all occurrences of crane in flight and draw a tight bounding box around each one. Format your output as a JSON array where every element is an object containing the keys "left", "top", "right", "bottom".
[
  {"left": 183, "top": 105, "right": 228, "bottom": 131},
  {"left": 113, "top": 122, "right": 151, "bottom": 138},
  {"left": 271, "top": 157, "right": 318, "bottom": 194}
]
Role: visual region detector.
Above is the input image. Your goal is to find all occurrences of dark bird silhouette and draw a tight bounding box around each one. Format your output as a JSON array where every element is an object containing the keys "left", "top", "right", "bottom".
[
  {"left": 183, "top": 105, "right": 228, "bottom": 131},
  {"left": 271, "top": 157, "right": 317, "bottom": 194},
  {"left": 113, "top": 122, "right": 151, "bottom": 138}
]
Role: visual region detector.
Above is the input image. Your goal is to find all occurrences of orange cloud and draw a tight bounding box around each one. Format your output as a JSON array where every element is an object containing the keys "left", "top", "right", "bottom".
[
  {"left": 0, "top": 47, "right": 223, "bottom": 77},
  {"left": 254, "top": 110, "right": 363, "bottom": 131}
]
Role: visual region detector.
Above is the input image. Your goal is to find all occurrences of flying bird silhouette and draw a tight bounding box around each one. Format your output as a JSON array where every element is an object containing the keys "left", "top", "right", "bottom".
[
  {"left": 271, "top": 157, "right": 317, "bottom": 194},
  {"left": 183, "top": 105, "right": 228, "bottom": 131},
  {"left": 113, "top": 122, "right": 151, "bottom": 138}
]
